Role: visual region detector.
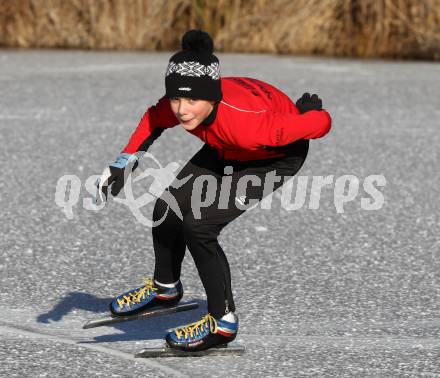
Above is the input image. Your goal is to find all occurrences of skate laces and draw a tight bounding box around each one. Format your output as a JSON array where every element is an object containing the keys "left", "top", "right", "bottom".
[
  {"left": 174, "top": 313, "right": 218, "bottom": 341},
  {"left": 117, "top": 278, "right": 158, "bottom": 309}
]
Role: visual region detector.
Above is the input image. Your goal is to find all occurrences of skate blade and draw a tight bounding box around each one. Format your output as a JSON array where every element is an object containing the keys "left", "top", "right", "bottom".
[
  {"left": 82, "top": 301, "right": 199, "bottom": 329},
  {"left": 135, "top": 343, "right": 245, "bottom": 358}
]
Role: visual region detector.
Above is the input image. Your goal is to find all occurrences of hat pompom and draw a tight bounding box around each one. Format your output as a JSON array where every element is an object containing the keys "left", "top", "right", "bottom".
[{"left": 181, "top": 29, "right": 214, "bottom": 54}]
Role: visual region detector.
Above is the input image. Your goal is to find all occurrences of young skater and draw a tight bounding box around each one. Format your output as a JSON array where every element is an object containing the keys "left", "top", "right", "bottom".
[{"left": 97, "top": 29, "right": 331, "bottom": 352}]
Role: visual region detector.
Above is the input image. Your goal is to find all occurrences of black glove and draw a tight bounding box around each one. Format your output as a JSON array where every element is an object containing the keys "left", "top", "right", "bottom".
[
  {"left": 96, "top": 153, "right": 139, "bottom": 201},
  {"left": 295, "top": 92, "right": 322, "bottom": 114}
]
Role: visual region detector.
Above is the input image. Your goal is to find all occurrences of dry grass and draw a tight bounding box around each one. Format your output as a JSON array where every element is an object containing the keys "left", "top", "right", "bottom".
[{"left": 0, "top": 0, "right": 439, "bottom": 60}]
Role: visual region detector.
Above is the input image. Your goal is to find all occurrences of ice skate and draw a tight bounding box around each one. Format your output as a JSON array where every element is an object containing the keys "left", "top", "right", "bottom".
[
  {"left": 165, "top": 312, "right": 239, "bottom": 352},
  {"left": 135, "top": 312, "right": 244, "bottom": 357},
  {"left": 83, "top": 278, "right": 198, "bottom": 329},
  {"left": 109, "top": 277, "right": 183, "bottom": 316}
]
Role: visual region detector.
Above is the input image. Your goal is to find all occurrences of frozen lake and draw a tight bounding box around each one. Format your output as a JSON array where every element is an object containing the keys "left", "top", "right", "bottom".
[{"left": 0, "top": 50, "right": 439, "bottom": 376}]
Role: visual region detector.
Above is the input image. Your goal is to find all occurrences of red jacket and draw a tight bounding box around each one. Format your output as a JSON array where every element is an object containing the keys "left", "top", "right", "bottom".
[{"left": 122, "top": 77, "right": 332, "bottom": 161}]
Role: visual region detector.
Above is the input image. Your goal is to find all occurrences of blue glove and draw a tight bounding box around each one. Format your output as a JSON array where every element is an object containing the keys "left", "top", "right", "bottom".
[{"left": 96, "top": 153, "right": 138, "bottom": 201}]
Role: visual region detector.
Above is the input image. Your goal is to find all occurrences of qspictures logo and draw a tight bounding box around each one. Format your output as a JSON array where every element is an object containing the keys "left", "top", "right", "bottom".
[{"left": 55, "top": 152, "right": 386, "bottom": 227}]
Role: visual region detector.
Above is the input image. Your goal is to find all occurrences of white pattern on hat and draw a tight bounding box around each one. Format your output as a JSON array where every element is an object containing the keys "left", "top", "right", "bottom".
[{"left": 166, "top": 61, "right": 220, "bottom": 80}]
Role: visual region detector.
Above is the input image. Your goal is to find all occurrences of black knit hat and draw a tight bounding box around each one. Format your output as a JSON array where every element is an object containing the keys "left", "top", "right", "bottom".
[{"left": 165, "top": 29, "right": 222, "bottom": 102}]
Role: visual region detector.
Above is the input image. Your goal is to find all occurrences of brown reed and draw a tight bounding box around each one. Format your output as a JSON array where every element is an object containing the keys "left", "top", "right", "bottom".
[{"left": 0, "top": 0, "right": 438, "bottom": 60}]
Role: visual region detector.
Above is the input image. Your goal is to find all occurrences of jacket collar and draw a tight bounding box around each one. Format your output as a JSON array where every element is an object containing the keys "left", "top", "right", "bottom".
[{"left": 201, "top": 102, "right": 219, "bottom": 126}]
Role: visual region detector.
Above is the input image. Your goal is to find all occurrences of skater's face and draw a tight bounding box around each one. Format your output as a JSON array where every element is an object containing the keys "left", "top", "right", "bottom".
[{"left": 169, "top": 97, "right": 215, "bottom": 131}]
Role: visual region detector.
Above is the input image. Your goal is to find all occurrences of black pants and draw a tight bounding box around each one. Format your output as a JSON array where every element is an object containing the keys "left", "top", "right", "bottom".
[{"left": 152, "top": 139, "right": 309, "bottom": 318}]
